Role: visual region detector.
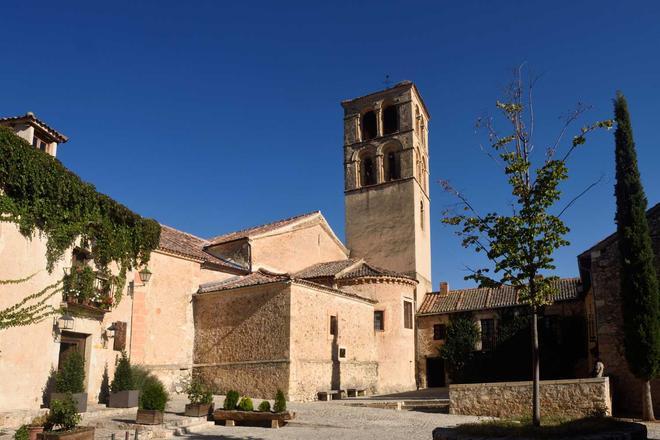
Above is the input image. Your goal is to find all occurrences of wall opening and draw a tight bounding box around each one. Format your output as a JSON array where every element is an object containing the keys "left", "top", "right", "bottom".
[
  {"left": 385, "top": 151, "right": 400, "bottom": 181},
  {"left": 361, "top": 156, "right": 376, "bottom": 186},
  {"left": 361, "top": 111, "right": 377, "bottom": 141},
  {"left": 382, "top": 105, "right": 398, "bottom": 135}
]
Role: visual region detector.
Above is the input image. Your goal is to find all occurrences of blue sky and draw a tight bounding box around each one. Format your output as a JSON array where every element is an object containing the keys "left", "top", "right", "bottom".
[{"left": 2, "top": 1, "right": 658, "bottom": 289}]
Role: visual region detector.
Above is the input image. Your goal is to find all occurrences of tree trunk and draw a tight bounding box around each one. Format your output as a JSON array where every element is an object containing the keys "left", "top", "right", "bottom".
[
  {"left": 532, "top": 311, "right": 541, "bottom": 426},
  {"left": 642, "top": 380, "right": 655, "bottom": 421}
]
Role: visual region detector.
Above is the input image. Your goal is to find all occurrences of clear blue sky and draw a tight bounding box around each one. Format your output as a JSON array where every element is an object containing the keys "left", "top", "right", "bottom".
[{"left": 2, "top": 1, "right": 659, "bottom": 289}]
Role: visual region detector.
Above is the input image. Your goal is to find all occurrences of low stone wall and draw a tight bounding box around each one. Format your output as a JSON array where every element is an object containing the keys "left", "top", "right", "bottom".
[{"left": 449, "top": 377, "right": 612, "bottom": 419}]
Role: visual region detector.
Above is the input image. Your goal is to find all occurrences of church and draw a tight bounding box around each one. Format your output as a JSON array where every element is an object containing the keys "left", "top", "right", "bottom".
[{"left": 0, "top": 81, "right": 433, "bottom": 410}]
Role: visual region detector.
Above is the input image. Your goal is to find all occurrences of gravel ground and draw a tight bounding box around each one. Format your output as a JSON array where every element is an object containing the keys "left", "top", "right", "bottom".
[{"left": 183, "top": 400, "right": 483, "bottom": 440}]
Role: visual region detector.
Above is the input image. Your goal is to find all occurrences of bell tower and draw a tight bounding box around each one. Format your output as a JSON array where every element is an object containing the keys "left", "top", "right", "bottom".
[{"left": 342, "top": 81, "right": 432, "bottom": 302}]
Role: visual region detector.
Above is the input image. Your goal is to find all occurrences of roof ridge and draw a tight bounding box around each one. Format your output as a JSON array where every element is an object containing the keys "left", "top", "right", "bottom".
[
  {"left": 160, "top": 223, "right": 210, "bottom": 243},
  {"left": 208, "top": 210, "right": 321, "bottom": 243}
]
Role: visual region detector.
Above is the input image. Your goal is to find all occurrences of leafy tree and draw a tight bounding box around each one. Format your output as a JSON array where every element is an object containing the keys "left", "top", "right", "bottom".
[
  {"left": 45, "top": 394, "right": 81, "bottom": 431},
  {"left": 55, "top": 351, "right": 85, "bottom": 394},
  {"left": 185, "top": 375, "right": 213, "bottom": 405},
  {"left": 613, "top": 92, "right": 660, "bottom": 421},
  {"left": 223, "top": 390, "right": 240, "bottom": 410},
  {"left": 139, "top": 376, "right": 168, "bottom": 411},
  {"left": 257, "top": 400, "right": 271, "bottom": 412},
  {"left": 442, "top": 69, "right": 611, "bottom": 425},
  {"left": 111, "top": 351, "right": 135, "bottom": 393},
  {"left": 439, "top": 315, "right": 479, "bottom": 382},
  {"left": 237, "top": 397, "right": 254, "bottom": 411}
]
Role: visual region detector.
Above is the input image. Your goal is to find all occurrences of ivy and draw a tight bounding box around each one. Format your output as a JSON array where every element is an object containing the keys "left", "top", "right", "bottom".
[{"left": 0, "top": 127, "right": 160, "bottom": 310}]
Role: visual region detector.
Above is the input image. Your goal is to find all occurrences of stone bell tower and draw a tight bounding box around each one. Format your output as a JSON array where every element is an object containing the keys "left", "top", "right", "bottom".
[{"left": 341, "top": 81, "right": 432, "bottom": 303}]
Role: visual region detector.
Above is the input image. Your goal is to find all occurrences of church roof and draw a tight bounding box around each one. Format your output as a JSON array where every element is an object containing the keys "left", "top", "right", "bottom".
[
  {"left": 294, "top": 259, "right": 416, "bottom": 284},
  {"left": 206, "top": 211, "right": 322, "bottom": 246},
  {"left": 158, "top": 224, "right": 245, "bottom": 272},
  {"left": 418, "top": 278, "right": 582, "bottom": 316},
  {"left": 0, "top": 112, "right": 68, "bottom": 143},
  {"left": 197, "top": 268, "right": 376, "bottom": 303}
]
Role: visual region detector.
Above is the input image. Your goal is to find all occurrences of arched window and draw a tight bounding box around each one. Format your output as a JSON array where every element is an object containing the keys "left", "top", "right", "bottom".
[
  {"left": 361, "top": 156, "right": 376, "bottom": 186},
  {"left": 362, "top": 111, "right": 377, "bottom": 141},
  {"left": 415, "top": 105, "right": 421, "bottom": 134},
  {"left": 382, "top": 105, "right": 398, "bottom": 135},
  {"left": 385, "top": 151, "right": 400, "bottom": 181},
  {"left": 420, "top": 201, "right": 425, "bottom": 230}
]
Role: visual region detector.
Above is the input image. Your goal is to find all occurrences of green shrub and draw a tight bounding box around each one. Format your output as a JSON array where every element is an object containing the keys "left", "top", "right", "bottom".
[
  {"left": 130, "top": 365, "right": 153, "bottom": 392},
  {"left": 237, "top": 397, "right": 253, "bottom": 412},
  {"left": 223, "top": 390, "right": 240, "bottom": 410},
  {"left": 139, "top": 376, "right": 168, "bottom": 411},
  {"left": 111, "top": 351, "right": 134, "bottom": 393},
  {"left": 185, "top": 376, "right": 213, "bottom": 405},
  {"left": 55, "top": 351, "right": 85, "bottom": 394},
  {"left": 46, "top": 393, "right": 81, "bottom": 431},
  {"left": 14, "top": 425, "right": 28, "bottom": 440},
  {"left": 273, "top": 389, "right": 286, "bottom": 413},
  {"left": 257, "top": 401, "right": 271, "bottom": 412}
]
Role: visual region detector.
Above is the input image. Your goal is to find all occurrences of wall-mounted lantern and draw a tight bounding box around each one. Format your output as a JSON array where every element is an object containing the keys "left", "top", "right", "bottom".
[
  {"left": 138, "top": 267, "right": 152, "bottom": 284},
  {"left": 57, "top": 313, "right": 75, "bottom": 331}
]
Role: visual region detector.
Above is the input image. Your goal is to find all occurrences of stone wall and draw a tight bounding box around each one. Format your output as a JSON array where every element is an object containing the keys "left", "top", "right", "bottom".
[
  {"left": 449, "top": 377, "right": 612, "bottom": 419},
  {"left": 193, "top": 282, "right": 291, "bottom": 399},
  {"left": 581, "top": 204, "right": 660, "bottom": 415}
]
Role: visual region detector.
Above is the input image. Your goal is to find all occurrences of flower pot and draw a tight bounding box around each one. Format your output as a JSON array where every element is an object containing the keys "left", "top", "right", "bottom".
[
  {"left": 28, "top": 426, "right": 44, "bottom": 440},
  {"left": 37, "top": 427, "right": 94, "bottom": 440},
  {"left": 108, "top": 390, "right": 139, "bottom": 408},
  {"left": 50, "top": 393, "right": 88, "bottom": 413},
  {"left": 136, "top": 409, "right": 163, "bottom": 425},
  {"left": 184, "top": 403, "right": 214, "bottom": 417}
]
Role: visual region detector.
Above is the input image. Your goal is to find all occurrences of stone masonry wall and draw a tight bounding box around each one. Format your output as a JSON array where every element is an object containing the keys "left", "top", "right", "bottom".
[
  {"left": 586, "top": 205, "right": 660, "bottom": 415},
  {"left": 449, "top": 377, "right": 612, "bottom": 419}
]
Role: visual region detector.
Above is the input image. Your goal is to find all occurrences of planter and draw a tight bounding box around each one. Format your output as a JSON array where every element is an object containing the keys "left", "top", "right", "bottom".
[
  {"left": 184, "top": 403, "right": 214, "bottom": 417},
  {"left": 213, "top": 409, "right": 295, "bottom": 428},
  {"left": 136, "top": 409, "right": 164, "bottom": 425},
  {"left": 50, "top": 393, "right": 88, "bottom": 413},
  {"left": 28, "top": 426, "right": 44, "bottom": 440},
  {"left": 37, "top": 427, "right": 94, "bottom": 440},
  {"left": 108, "top": 390, "right": 139, "bottom": 408}
]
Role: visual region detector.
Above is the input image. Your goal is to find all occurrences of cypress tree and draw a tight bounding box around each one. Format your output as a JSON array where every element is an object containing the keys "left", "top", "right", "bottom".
[{"left": 613, "top": 91, "right": 660, "bottom": 421}]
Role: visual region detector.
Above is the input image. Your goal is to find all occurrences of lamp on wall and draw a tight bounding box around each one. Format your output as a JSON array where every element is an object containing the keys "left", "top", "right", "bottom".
[
  {"left": 57, "top": 313, "right": 75, "bottom": 331},
  {"left": 138, "top": 267, "right": 152, "bottom": 284},
  {"left": 106, "top": 322, "right": 117, "bottom": 337}
]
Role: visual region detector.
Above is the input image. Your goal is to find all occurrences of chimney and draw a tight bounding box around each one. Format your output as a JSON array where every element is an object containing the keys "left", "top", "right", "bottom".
[{"left": 439, "top": 282, "right": 448, "bottom": 295}]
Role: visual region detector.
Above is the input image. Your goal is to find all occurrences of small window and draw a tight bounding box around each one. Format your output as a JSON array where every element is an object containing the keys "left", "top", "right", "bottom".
[
  {"left": 330, "top": 315, "right": 338, "bottom": 336},
  {"left": 433, "top": 324, "right": 446, "bottom": 340},
  {"left": 361, "top": 157, "right": 376, "bottom": 186},
  {"left": 362, "top": 111, "right": 377, "bottom": 140},
  {"left": 386, "top": 151, "right": 400, "bottom": 181},
  {"left": 382, "top": 105, "right": 398, "bottom": 135},
  {"left": 403, "top": 301, "right": 413, "bottom": 329},
  {"left": 338, "top": 347, "right": 347, "bottom": 359},
  {"left": 374, "top": 311, "right": 384, "bottom": 331},
  {"left": 420, "top": 201, "right": 425, "bottom": 230},
  {"left": 480, "top": 319, "right": 495, "bottom": 351}
]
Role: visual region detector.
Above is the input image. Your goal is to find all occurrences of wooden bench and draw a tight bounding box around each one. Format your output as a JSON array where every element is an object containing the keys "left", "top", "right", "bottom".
[
  {"left": 346, "top": 388, "right": 367, "bottom": 398},
  {"left": 213, "top": 409, "right": 295, "bottom": 428},
  {"left": 317, "top": 390, "right": 346, "bottom": 401}
]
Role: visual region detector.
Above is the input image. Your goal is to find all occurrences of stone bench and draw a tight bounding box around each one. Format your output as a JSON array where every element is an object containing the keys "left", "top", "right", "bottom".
[
  {"left": 317, "top": 390, "right": 346, "bottom": 401},
  {"left": 346, "top": 388, "right": 366, "bottom": 398}
]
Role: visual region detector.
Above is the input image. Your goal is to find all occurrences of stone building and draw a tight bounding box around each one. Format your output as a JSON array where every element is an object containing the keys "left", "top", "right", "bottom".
[
  {"left": 577, "top": 203, "right": 660, "bottom": 415},
  {"left": 0, "top": 81, "right": 430, "bottom": 414},
  {"left": 416, "top": 278, "right": 586, "bottom": 388}
]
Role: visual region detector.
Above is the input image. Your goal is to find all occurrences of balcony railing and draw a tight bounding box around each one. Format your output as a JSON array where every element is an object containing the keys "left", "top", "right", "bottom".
[{"left": 62, "top": 266, "right": 115, "bottom": 312}]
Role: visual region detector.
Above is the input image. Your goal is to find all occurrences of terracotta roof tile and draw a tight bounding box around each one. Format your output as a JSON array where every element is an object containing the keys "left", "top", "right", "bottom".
[
  {"left": 294, "top": 259, "right": 361, "bottom": 279},
  {"left": 418, "top": 278, "right": 581, "bottom": 315},
  {"left": 207, "top": 211, "right": 321, "bottom": 246},
  {"left": 0, "top": 113, "right": 68, "bottom": 143},
  {"left": 198, "top": 269, "right": 289, "bottom": 293},
  {"left": 158, "top": 224, "right": 242, "bottom": 271},
  {"left": 337, "top": 262, "right": 416, "bottom": 282}
]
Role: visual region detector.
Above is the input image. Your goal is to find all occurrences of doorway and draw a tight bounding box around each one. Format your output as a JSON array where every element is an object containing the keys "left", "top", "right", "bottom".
[
  {"left": 426, "top": 357, "right": 446, "bottom": 387},
  {"left": 58, "top": 332, "right": 87, "bottom": 372}
]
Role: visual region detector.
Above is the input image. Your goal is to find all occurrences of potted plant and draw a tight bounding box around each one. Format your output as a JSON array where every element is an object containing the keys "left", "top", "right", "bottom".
[
  {"left": 136, "top": 375, "right": 168, "bottom": 425},
  {"left": 37, "top": 393, "right": 94, "bottom": 440},
  {"left": 184, "top": 376, "right": 214, "bottom": 417},
  {"left": 51, "top": 351, "right": 87, "bottom": 413},
  {"left": 108, "top": 352, "right": 139, "bottom": 408}
]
